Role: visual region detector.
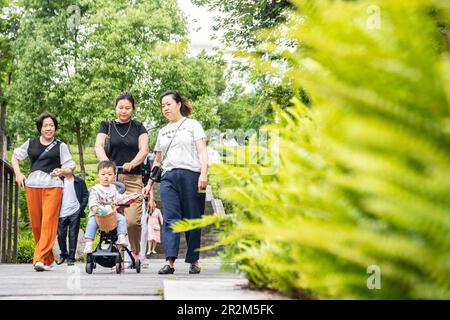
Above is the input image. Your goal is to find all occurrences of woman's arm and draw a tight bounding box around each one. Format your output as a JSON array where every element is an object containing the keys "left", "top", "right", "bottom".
[
  {"left": 51, "top": 143, "right": 76, "bottom": 177},
  {"left": 11, "top": 155, "right": 26, "bottom": 189},
  {"left": 152, "top": 151, "right": 162, "bottom": 169},
  {"left": 50, "top": 167, "right": 74, "bottom": 177},
  {"left": 142, "top": 151, "right": 161, "bottom": 198},
  {"left": 94, "top": 133, "right": 109, "bottom": 162},
  {"left": 196, "top": 138, "right": 208, "bottom": 190},
  {"left": 11, "top": 140, "right": 29, "bottom": 189},
  {"left": 123, "top": 133, "right": 149, "bottom": 172}
]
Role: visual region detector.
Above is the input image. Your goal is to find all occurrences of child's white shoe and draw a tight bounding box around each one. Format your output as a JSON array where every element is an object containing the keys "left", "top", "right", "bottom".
[
  {"left": 83, "top": 242, "right": 93, "bottom": 254},
  {"left": 116, "top": 234, "right": 128, "bottom": 247}
]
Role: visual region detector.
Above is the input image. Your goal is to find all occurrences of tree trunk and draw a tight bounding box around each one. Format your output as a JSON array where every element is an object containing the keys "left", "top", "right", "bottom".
[
  {"left": 0, "top": 63, "right": 6, "bottom": 238},
  {"left": 75, "top": 120, "right": 85, "bottom": 179},
  {"left": 0, "top": 63, "right": 6, "bottom": 161}
]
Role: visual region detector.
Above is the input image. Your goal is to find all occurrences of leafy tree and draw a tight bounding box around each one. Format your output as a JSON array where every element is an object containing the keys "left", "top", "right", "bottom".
[
  {"left": 216, "top": 89, "right": 252, "bottom": 131},
  {"left": 9, "top": 0, "right": 225, "bottom": 176},
  {"left": 0, "top": 0, "right": 21, "bottom": 158},
  {"left": 135, "top": 49, "right": 226, "bottom": 130},
  {"left": 192, "top": 0, "right": 300, "bottom": 131},
  {"left": 192, "top": 0, "right": 292, "bottom": 49}
]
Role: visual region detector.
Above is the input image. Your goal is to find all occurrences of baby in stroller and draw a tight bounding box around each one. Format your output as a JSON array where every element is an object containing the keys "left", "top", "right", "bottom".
[{"left": 84, "top": 160, "right": 141, "bottom": 274}]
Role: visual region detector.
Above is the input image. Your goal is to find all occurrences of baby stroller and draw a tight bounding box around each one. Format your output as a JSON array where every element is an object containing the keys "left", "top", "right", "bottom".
[{"left": 85, "top": 166, "right": 141, "bottom": 274}]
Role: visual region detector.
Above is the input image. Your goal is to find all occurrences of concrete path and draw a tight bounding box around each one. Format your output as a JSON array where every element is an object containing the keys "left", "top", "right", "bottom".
[{"left": 0, "top": 258, "right": 287, "bottom": 300}]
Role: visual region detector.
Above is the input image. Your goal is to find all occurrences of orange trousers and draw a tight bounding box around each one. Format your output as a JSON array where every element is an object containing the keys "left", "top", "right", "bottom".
[{"left": 25, "top": 187, "right": 63, "bottom": 266}]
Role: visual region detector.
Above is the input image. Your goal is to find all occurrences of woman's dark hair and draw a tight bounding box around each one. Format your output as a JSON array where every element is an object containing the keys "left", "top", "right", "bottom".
[
  {"left": 97, "top": 160, "right": 116, "bottom": 173},
  {"left": 36, "top": 111, "right": 58, "bottom": 134},
  {"left": 159, "top": 90, "right": 192, "bottom": 117},
  {"left": 115, "top": 91, "right": 135, "bottom": 109}
]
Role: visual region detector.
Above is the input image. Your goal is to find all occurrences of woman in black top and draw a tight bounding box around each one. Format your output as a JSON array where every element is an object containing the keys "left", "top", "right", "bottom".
[{"left": 94, "top": 92, "right": 148, "bottom": 262}]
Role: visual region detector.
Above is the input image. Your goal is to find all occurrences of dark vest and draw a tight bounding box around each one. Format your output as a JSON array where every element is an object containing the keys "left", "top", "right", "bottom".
[{"left": 27, "top": 138, "right": 61, "bottom": 174}]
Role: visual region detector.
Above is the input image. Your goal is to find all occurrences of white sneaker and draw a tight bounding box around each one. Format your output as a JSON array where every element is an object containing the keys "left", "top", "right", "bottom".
[
  {"left": 43, "top": 262, "right": 56, "bottom": 271},
  {"left": 83, "top": 242, "right": 93, "bottom": 254},
  {"left": 34, "top": 262, "right": 45, "bottom": 272},
  {"left": 116, "top": 234, "right": 128, "bottom": 247}
]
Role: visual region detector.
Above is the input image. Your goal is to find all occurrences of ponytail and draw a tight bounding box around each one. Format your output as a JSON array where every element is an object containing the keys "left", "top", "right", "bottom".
[{"left": 180, "top": 96, "right": 192, "bottom": 116}]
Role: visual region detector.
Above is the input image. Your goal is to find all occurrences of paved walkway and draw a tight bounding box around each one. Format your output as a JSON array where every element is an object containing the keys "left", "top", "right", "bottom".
[{"left": 0, "top": 258, "right": 287, "bottom": 300}]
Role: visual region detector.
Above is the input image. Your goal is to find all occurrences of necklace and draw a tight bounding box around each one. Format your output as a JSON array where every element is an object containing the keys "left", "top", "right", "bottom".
[{"left": 113, "top": 120, "right": 132, "bottom": 138}]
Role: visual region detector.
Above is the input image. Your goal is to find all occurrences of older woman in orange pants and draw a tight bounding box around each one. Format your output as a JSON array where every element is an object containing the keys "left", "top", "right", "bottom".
[{"left": 11, "top": 112, "right": 76, "bottom": 271}]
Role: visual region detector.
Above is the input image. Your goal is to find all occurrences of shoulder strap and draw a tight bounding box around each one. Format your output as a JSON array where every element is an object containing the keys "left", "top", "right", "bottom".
[{"left": 31, "top": 139, "right": 60, "bottom": 169}]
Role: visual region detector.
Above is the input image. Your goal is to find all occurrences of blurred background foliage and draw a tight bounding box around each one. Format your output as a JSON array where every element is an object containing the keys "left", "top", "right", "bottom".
[
  {"left": 174, "top": 0, "right": 450, "bottom": 299},
  {"left": 3, "top": 0, "right": 450, "bottom": 299}
]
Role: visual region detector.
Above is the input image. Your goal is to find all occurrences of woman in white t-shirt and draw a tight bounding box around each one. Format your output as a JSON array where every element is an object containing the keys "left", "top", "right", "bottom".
[{"left": 143, "top": 90, "right": 208, "bottom": 275}]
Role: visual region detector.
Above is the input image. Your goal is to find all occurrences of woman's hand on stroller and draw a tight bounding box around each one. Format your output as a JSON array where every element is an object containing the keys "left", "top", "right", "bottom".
[{"left": 122, "top": 162, "right": 134, "bottom": 172}]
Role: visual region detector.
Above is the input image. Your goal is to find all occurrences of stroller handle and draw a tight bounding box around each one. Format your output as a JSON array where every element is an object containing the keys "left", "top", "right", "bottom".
[{"left": 115, "top": 166, "right": 124, "bottom": 174}]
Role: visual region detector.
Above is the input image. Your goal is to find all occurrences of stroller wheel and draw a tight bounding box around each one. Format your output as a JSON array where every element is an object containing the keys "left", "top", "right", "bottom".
[
  {"left": 136, "top": 259, "right": 141, "bottom": 273},
  {"left": 86, "top": 262, "right": 93, "bottom": 274},
  {"left": 114, "top": 255, "right": 122, "bottom": 274}
]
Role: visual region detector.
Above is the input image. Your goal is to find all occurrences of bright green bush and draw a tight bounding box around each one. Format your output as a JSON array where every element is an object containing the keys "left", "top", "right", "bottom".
[
  {"left": 174, "top": 0, "right": 450, "bottom": 299},
  {"left": 17, "top": 233, "right": 35, "bottom": 264},
  {"left": 84, "top": 171, "right": 98, "bottom": 189}
]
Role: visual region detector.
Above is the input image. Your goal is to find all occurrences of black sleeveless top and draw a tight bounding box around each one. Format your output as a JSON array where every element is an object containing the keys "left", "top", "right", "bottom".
[
  {"left": 98, "top": 120, "right": 148, "bottom": 175},
  {"left": 27, "top": 138, "right": 61, "bottom": 174}
]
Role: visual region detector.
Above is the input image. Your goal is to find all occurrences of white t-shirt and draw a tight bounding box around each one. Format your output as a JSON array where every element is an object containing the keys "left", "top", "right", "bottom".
[
  {"left": 60, "top": 179, "right": 80, "bottom": 218},
  {"left": 154, "top": 117, "right": 206, "bottom": 174}
]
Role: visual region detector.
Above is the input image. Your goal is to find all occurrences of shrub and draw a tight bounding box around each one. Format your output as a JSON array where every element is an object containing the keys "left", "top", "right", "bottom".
[
  {"left": 17, "top": 233, "right": 35, "bottom": 264},
  {"left": 84, "top": 171, "right": 98, "bottom": 190}
]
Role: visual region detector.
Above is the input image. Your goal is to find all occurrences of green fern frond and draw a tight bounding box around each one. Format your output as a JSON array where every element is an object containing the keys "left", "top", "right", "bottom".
[
  {"left": 207, "top": 0, "right": 450, "bottom": 299},
  {"left": 171, "top": 214, "right": 233, "bottom": 232}
]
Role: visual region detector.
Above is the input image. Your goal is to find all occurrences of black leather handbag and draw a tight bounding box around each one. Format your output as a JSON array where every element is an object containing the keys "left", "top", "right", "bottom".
[
  {"left": 149, "top": 165, "right": 163, "bottom": 183},
  {"left": 150, "top": 118, "right": 187, "bottom": 183}
]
